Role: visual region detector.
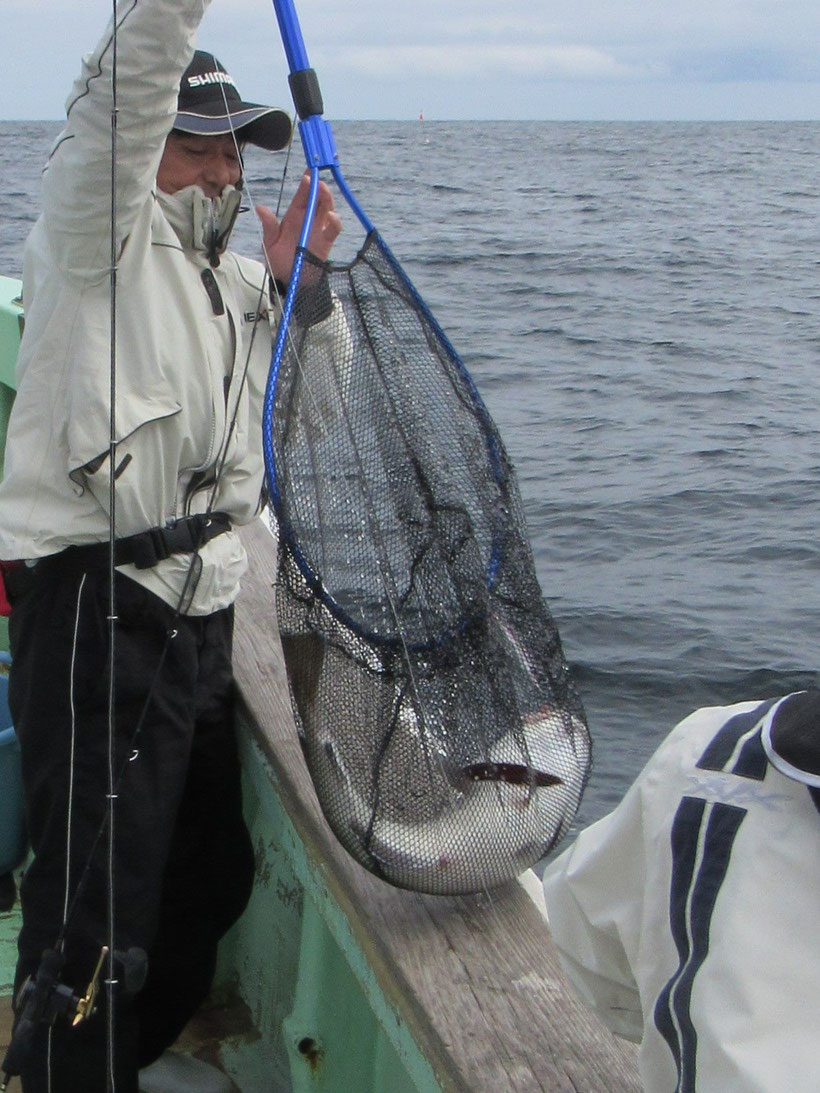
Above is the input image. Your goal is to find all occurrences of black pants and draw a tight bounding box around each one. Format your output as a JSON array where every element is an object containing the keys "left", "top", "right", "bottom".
[{"left": 7, "top": 558, "right": 255, "bottom": 1092}]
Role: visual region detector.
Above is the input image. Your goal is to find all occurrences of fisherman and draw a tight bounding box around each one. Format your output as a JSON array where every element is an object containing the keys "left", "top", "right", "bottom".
[
  {"left": 540, "top": 690, "right": 820, "bottom": 1092},
  {"left": 0, "top": 0, "right": 342, "bottom": 1089}
]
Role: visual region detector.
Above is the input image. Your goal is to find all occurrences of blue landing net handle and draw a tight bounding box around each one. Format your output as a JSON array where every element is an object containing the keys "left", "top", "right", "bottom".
[
  {"left": 265, "top": 0, "right": 373, "bottom": 516},
  {"left": 270, "top": 0, "right": 375, "bottom": 231}
]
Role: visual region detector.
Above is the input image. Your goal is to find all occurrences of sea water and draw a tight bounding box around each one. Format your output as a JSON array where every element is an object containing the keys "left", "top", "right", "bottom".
[{"left": 1, "top": 119, "right": 818, "bottom": 841}]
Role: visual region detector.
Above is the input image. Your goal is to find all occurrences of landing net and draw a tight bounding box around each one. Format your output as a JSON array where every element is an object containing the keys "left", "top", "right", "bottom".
[{"left": 269, "top": 232, "right": 590, "bottom": 895}]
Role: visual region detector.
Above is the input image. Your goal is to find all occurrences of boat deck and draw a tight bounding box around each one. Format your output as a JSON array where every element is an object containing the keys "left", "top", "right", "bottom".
[
  {"left": 0, "top": 997, "right": 10, "bottom": 1066},
  {"left": 0, "top": 990, "right": 250, "bottom": 1091}
]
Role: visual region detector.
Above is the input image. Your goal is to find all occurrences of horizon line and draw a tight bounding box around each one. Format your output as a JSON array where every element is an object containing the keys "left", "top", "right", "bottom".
[{"left": 2, "top": 115, "right": 820, "bottom": 125}]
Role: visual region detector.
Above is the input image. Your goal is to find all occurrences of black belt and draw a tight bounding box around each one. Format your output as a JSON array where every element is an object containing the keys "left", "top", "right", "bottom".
[{"left": 39, "top": 512, "right": 233, "bottom": 574}]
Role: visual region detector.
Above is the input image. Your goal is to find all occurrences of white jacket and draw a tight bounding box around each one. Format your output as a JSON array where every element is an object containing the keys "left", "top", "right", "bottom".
[
  {"left": 542, "top": 698, "right": 820, "bottom": 1092},
  {"left": 0, "top": 0, "right": 338, "bottom": 614}
]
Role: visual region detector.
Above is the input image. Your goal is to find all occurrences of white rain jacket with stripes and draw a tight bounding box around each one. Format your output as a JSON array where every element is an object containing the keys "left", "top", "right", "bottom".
[
  {"left": 542, "top": 698, "right": 820, "bottom": 1093},
  {"left": 0, "top": 0, "right": 340, "bottom": 614}
]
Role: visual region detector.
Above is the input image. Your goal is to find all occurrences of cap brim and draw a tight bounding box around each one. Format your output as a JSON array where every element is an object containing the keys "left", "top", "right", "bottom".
[
  {"left": 760, "top": 691, "right": 820, "bottom": 787},
  {"left": 174, "top": 104, "right": 292, "bottom": 151}
]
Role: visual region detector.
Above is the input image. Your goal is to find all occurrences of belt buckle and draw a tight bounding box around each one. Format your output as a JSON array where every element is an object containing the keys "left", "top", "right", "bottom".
[{"left": 130, "top": 527, "right": 168, "bottom": 570}]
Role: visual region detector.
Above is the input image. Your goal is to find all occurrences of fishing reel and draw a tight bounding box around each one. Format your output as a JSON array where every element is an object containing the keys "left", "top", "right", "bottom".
[{"left": 0, "top": 945, "right": 147, "bottom": 1090}]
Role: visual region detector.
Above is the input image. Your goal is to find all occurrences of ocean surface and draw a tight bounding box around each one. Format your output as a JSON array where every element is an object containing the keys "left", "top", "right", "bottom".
[{"left": 1, "top": 119, "right": 819, "bottom": 843}]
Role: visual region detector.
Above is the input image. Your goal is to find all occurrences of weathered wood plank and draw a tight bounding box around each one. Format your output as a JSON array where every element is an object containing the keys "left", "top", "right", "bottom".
[
  {"left": 0, "top": 996, "right": 12, "bottom": 1059},
  {"left": 233, "top": 519, "right": 640, "bottom": 1092}
]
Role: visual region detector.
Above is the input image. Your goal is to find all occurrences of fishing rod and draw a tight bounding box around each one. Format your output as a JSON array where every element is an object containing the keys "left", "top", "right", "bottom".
[
  {"left": 2, "top": 1, "right": 127, "bottom": 1086},
  {"left": 1, "top": 11, "right": 256, "bottom": 1091}
]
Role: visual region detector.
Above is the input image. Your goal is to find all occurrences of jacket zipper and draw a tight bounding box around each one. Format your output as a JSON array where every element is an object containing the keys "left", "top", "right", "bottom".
[{"left": 183, "top": 270, "right": 238, "bottom": 515}]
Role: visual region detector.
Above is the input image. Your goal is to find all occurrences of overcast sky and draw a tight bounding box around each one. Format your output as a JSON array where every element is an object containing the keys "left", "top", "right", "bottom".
[{"left": 5, "top": 0, "right": 820, "bottom": 121}]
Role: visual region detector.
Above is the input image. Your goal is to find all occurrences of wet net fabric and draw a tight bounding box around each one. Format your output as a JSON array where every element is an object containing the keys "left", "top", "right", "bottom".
[{"left": 269, "top": 232, "right": 590, "bottom": 895}]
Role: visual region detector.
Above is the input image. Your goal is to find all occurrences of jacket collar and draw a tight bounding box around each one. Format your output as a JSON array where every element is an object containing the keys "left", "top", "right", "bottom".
[{"left": 155, "top": 183, "right": 243, "bottom": 261}]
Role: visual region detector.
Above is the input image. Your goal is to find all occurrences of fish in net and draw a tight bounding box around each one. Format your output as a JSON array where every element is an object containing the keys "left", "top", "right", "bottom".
[{"left": 268, "top": 235, "right": 591, "bottom": 895}]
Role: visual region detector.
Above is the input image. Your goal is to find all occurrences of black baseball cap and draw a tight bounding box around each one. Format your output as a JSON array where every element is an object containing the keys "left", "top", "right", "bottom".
[
  {"left": 761, "top": 690, "right": 820, "bottom": 787},
  {"left": 175, "top": 51, "right": 292, "bottom": 151}
]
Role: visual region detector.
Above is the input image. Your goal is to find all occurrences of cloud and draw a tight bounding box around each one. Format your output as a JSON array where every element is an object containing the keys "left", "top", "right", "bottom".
[
  {"left": 3, "top": 0, "right": 820, "bottom": 120},
  {"left": 669, "top": 45, "right": 820, "bottom": 83},
  {"left": 326, "top": 44, "right": 663, "bottom": 83}
]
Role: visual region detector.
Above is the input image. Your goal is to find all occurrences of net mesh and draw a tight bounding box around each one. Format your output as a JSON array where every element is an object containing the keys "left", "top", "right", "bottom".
[{"left": 270, "top": 232, "right": 590, "bottom": 895}]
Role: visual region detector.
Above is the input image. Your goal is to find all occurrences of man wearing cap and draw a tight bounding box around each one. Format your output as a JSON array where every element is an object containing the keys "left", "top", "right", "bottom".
[
  {"left": 0, "top": 1, "right": 342, "bottom": 1090},
  {"left": 539, "top": 691, "right": 820, "bottom": 1092}
]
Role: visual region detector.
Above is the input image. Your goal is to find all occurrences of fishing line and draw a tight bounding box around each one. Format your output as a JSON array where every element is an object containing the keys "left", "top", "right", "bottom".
[
  {"left": 106, "top": 0, "right": 119, "bottom": 1084},
  {"left": 206, "top": 54, "right": 333, "bottom": 472},
  {"left": 61, "top": 575, "right": 85, "bottom": 933},
  {"left": 202, "top": 57, "right": 306, "bottom": 510}
]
